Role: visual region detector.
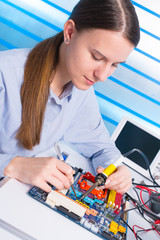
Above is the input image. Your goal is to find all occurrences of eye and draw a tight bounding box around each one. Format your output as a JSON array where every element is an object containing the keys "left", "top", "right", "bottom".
[
  {"left": 112, "top": 63, "right": 118, "bottom": 68},
  {"left": 91, "top": 53, "right": 103, "bottom": 61}
]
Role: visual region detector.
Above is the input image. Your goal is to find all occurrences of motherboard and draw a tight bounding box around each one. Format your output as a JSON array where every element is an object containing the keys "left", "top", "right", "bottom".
[{"left": 28, "top": 167, "right": 128, "bottom": 240}]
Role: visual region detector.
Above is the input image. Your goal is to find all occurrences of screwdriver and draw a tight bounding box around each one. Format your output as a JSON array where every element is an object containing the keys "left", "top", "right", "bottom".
[
  {"left": 54, "top": 143, "right": 77, "bottom": 198},
  {"left": 79, "top": 155, "right": 124, "bottom": 201}
]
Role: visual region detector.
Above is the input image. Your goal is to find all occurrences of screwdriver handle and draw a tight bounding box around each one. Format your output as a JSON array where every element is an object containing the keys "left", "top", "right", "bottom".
[
  {"left": 102, "top": 155, "right": 124, "bottom": 177},
  {"left": 102, "top": 164, "right": 116, "bottom": 177},
  {"left": 54, "top": 142, "right": 64, "bottom": 161}
]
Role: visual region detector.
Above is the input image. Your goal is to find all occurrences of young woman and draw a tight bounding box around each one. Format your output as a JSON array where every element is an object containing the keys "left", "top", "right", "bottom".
[{"left": 0, "top": 0, "right": 140, "bottom": 193}]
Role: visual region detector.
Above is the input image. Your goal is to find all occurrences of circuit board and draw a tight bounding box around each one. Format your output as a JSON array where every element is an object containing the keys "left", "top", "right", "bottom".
[{"left": 28, "top": 167, "right": 128, "bottom": 240}]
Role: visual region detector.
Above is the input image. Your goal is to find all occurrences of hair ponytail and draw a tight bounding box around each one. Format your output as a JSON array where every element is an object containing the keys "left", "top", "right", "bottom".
[{"left": 16, "top": 31, "right": 64, "bottom": 149}]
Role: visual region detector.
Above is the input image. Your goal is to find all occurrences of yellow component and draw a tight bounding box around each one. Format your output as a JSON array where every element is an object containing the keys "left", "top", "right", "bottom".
[
  {"left": 118, "top": 225, "right": 126, "bottom": 233},
  {"left": 76, "top": 200, "right": 89, "bottom": 209},
  {"left": 109, "top": 221, "right": 118, "bottom": 235},
  {"left": 107, "top": 190, "right": 116, "bottom": 208},
  {"left": 103, "top": 164, "right": 116, "bottom": 177}
]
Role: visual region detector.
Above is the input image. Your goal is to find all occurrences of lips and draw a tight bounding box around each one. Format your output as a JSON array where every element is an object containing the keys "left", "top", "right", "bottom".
[{"left": 84, "top": 76, "right": 95, "bottom": 85}]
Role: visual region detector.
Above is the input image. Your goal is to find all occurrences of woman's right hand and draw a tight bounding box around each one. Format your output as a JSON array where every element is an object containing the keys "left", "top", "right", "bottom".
[{"left": 4, "top": 156, "right": 74, "bottom": 193}]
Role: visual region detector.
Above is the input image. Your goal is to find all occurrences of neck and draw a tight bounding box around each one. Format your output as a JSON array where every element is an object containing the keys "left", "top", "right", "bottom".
[{"left": 50, "top": 42, "right": 70, "bottom": 97}]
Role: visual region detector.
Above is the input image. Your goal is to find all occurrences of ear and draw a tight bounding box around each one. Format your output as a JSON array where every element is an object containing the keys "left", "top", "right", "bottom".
[{"left": 63, "top": 19, "right": 76, "bottom": 45}]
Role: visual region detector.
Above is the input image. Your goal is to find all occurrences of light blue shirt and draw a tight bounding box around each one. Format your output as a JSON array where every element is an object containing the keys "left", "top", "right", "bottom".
[{"left": 0, "top": 48, "right": 121, "bottom": 177}]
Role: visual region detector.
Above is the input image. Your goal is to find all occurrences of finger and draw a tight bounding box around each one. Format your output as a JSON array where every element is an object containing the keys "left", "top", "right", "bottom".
[
  {"left": 109, "top": 165, "right": 130, "bottom": 179},
  {"left": 107, "top": 171, "right": 126, "bottom": 183},
  {"left": 52, "top": 169, "right": 71, "bottom": 189},
  {"left": 107, "top": 174, "right": 130, "bottom": 187},
  {"left": 56, "top": 161, "right": 74, "bottom": 184},
  {"left": 107, "top": 181, "right": 128, "bottom": 191},
  {"left": 46, "top": 175, "right": 66, "bottom": 190},
  {"left": 96, "top": 166, "right": 104, "bottom": 174},
  {"left": 105, "top": 177, "right": 132, "bottom": 193},
  {"left": 106, "top": 167, "right": 131, "bottom": 186},
  {"left": 65, "top": 168, "right": 75, "bottom": 182},
  {"left": 100, "top": 172, "right": 131, "bottom": 188},
  {"left": 67, "top": 175, "right": 74, "bottom": 184},
  {"left": 116, "top": 182, "right": 132, "bottom": 193},
  {"left": 57, "top": 160, "right": 73, "bottom": 176},
  {"left": 36, "top": 180, "right": 52, "bottom": 193}
]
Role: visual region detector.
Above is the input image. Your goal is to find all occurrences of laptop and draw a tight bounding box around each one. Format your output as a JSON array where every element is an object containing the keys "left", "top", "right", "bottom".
[{"left": 111, "top": 116, "right": 160, "bottom": 181}]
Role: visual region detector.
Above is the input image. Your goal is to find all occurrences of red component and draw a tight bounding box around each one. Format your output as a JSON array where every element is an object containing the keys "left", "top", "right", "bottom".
[
  {"left": 114, "top": 192, "right": 122, "bottom": 207},
  {"left": 96, "top": 190, "right": 104, "bottom": 199},
  {"left": 84, "top": 172, "right": 95, "bottom": 183},
  {"left": 78, "top": 175, "right": 84, "bottom": 185},
  {"left": 114, "top": 192, "right": 122, "bottom": 214},
  {"left": 78, "top": 173, "right": 107, "bottom": 200},
  {"left": 80, "top": 180, "right": 88, "bottom": 190}
]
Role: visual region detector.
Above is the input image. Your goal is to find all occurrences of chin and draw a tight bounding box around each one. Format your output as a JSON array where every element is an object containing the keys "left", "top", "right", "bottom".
[{"left": 75, "top": 84, "right": 91, "bottom": 91}]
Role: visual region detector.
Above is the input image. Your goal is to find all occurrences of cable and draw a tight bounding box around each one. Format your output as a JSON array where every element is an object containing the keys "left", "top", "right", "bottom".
[
  {"left": 133, "top": 187, "right": 141, "bottom": 203},
  {"left": 123, "top": 149, "right": 160, "bottom": 187},
  {"left": 125, "top": 192, "right": 155, "bottom": 223},
  {"left": 133, "top": 225, "right": 155, "bottom": 240},
  {"left": 120, "top": 210, "right": 143, "bottom": 240},
  {"left": 134, "top": 184, "right": 160, "bottom": 215},
  {"left": 132, "top": 182, "right": 160, "bottom": 189},
  {"left": 120, "top": 194, "right": 149, "bottom": 240},
  {"left": 120, "top": 149, "right": 160, "bottom": 238},
  {"left": 122, "top": 193, "right": 159, "bottom": 239},
  {"left": 120, "top": 217, "right": 143, "bottom": 240}
]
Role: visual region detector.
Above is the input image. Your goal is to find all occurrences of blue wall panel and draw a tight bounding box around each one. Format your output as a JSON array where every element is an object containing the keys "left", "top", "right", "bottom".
[{"left": 0, "top": 0, "right": 159, "bottom": 136}]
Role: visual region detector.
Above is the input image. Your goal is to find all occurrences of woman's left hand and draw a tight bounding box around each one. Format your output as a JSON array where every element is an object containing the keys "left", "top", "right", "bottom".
[{"left": 96, "top": 165, "right": 132, "bottom": 193}]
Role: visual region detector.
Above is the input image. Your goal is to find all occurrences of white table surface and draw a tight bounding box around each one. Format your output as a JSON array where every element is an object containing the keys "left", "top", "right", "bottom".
[{"left": 0, "top": 142, "right": 159, "bottom": 240}]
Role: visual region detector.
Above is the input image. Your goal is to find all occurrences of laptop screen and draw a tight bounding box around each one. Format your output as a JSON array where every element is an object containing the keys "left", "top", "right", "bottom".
[{"left": 115, "top": 121, "right": 160, "bottom": 170}]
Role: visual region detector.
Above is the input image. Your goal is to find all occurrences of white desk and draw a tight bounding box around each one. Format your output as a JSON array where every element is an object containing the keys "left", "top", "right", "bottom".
[
  {"left": 0, "top": 143, "right": 159, "bottom": 240},
  {"left": 0, "top": 227, "right": 20, "bottom": 240}
]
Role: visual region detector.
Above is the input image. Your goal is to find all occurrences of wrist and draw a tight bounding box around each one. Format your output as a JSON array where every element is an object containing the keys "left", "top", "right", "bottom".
[{"left": 4, "top": 156, "right": 21, "bottom": 177}]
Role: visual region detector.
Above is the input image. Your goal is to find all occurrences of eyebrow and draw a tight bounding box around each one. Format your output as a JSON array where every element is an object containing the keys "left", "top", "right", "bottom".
[{"left": 92, "top": 49, "right": 126, "bottom": 64}]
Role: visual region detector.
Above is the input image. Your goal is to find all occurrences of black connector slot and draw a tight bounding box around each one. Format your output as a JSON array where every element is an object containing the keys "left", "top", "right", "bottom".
[
  {"left": 56, "top": 205, "right": 81, "bottom": 222},
  {"left": 56, "top": 205, "right": 69, "bottom": 215},
  {"left": 101, "top": 231, "right": 116, "bottom": 240},
  {"left": 67, "top": 212, "right": 81, "bottom": 222}
]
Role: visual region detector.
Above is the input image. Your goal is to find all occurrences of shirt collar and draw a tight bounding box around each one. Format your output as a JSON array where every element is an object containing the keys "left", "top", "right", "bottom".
[{"left": 49, "top": 81, "right": 73, "bottom": 104}]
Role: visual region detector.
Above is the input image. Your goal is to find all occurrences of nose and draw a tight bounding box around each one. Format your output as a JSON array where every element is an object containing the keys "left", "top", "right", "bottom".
[{"left": 93, "top": 64, "right": 113, "bottom": 82}]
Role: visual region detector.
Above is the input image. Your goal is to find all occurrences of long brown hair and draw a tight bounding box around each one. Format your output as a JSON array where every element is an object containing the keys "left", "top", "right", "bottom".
[
  {"left": 16, "top": 32, "right": 63, "bottom": 149},
  {"left": 16, "top": 0, "right": 140, "bottom": 150}
]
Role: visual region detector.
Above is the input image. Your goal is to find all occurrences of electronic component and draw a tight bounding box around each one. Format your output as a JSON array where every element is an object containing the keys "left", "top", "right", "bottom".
[
  {"left": 46, "top": 190, "right": 86, "bottom": 218},
  {"left": 101, "top": 231, "right": 117, "bottom": 240},
  {"left": 150, "top": 192, "right": 160, "bottom": 214},
  {"left": 109, "top": 221, "right": 118, "bottom": 235},
  {"left": 80, "top": 156, "right": 124, "bottom": 201},
  {"left": 28, "top": 167, "right": 128, "bottom": 240}
]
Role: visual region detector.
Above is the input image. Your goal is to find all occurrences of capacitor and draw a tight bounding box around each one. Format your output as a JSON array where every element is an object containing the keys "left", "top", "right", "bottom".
[{"left": 100, "top": 217, "right": 104, "bottom": 225}]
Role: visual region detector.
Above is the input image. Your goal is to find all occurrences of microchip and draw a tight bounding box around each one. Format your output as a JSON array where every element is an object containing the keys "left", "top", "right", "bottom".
[{"left": 88, "top": 219, "right": 95, "bottom": 225}]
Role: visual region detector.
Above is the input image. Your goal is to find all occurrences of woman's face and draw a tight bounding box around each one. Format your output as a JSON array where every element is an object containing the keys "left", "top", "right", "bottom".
[{"left": 63, "top": 21, "right": 134, "bottom": 90}]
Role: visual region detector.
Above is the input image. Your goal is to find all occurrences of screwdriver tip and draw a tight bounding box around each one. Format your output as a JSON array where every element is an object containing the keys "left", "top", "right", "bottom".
[{"left": 71, "top": 184, "right": 77, "bottom": 199}]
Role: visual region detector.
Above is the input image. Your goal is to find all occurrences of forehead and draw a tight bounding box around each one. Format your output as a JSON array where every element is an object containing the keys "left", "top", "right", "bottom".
[{"left": 75, "top": 29, "right": 134, "bottom": 62}]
